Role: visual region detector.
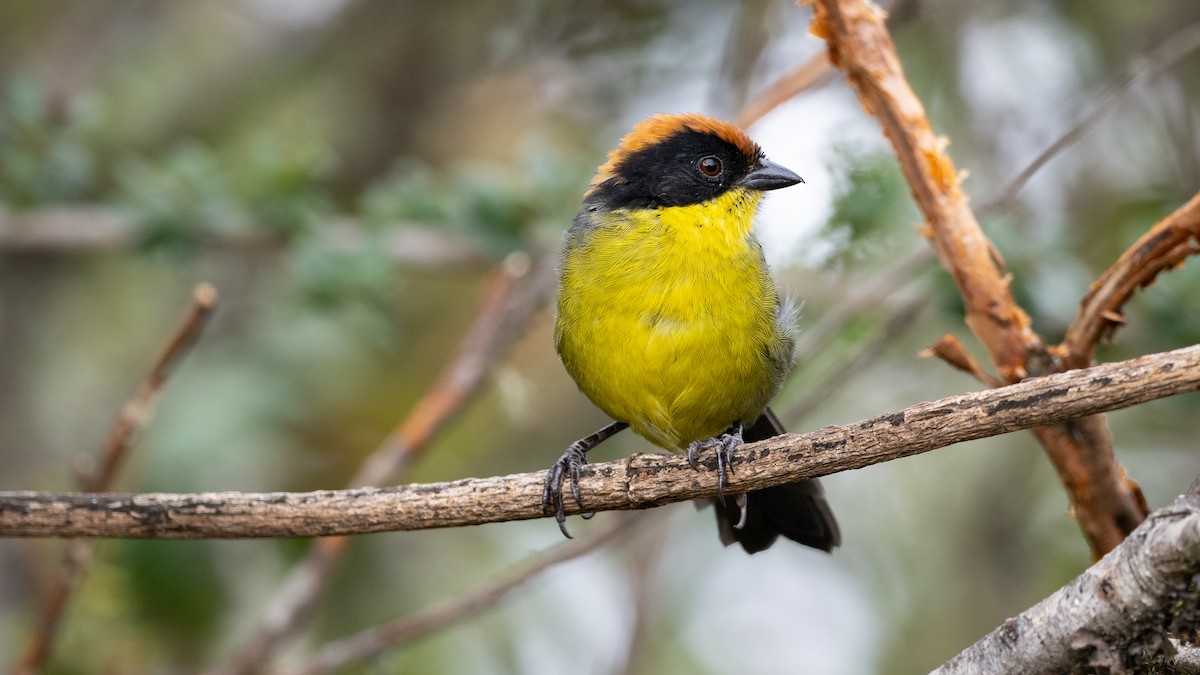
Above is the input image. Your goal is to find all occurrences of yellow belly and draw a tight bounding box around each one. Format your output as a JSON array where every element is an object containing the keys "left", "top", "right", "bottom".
[{"left": 555, "top": 190, "right": 794, "bottom": 450}]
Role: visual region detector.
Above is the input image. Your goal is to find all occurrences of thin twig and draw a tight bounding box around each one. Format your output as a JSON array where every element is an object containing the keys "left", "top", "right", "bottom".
[
  {"left": 85, "top": 283, "right": 220, "bottom": 492},
  {"left": 0, "top": 207, "right": 490, "bottom": 268},
  {"left": 919, "top": 333, "right": 1001, "bottom": 387},
  {"left": 791, "top": 247, "right": 935, "bottom": 368},
  {"left": 207, "top": 253, "right": 556, "bottom": 675},
  {"left": 784, "top": 292, "right": 927, "bottom": 423},
  {"left": 734, "top": 52, "right": 834, "bottom": 129},
  {"left": 12, "top": 284, "right": 219, "bottom": 675},
  {"left": 976, "top": 23, "right": 1200, "bottom": 218},
  {"left": 2, "top": 343, "right": 1197, "bottom": 539},
  {"left": 731, "top": 0, "right": 918, "bottom": 129},
  {"left": 354, "top": 252, "right": 557, "bottom": 485},
  {"left": 282, "top": 512, "right": 641, "bottom": 675},
  {"left": 610, "top": 511, "right": 675, "bottom": 675}
]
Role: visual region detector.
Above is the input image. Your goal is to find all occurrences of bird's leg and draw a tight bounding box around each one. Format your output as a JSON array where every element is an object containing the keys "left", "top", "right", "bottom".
[
  {"left": 686, "top": 421, "right": 745, "bottom": 502},
  {"left": 542, "top": 421, "right": 628, "bottom": 538}
]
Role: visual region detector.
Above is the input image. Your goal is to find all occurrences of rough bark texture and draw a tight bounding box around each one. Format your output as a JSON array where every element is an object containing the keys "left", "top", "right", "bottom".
[
  {"left": 935, "top": 487, "right": 1200, "bottom": 674},
  {"left": 1, "top": 344, "right": 1197, "bottom": 540}
]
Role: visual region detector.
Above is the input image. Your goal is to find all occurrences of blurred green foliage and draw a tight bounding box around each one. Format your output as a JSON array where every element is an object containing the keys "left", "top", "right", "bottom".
[
  {"left": 822, "top": 145, "right": 917, "bottom": 257},
  {"left": 0, "top": 77, "right": 100, "bottom": 205}
]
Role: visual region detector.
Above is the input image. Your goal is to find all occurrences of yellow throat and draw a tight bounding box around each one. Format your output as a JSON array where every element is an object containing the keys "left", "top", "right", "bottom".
[{"left": 555, "top": 187, "right": 795, "bottom": 451}]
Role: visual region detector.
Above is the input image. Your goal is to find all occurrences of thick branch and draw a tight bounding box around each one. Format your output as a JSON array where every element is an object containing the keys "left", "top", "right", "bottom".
[
  {"left": 1, "top": 345, "right": 1198, "bottom": 540},
  {"left": 935, "top": 486, "right": 1200, "bottom": 674},
  {"left": 810, "top": 0, "right": 1037, "bottom": 377},
  {"left": 807, "top": 0, "right": 1148, "bottom": 557}
]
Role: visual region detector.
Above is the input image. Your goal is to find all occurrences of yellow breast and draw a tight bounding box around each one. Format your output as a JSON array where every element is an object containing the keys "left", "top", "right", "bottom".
[{"left": 555, "top": 188, "right": 794, "bottom": 450}]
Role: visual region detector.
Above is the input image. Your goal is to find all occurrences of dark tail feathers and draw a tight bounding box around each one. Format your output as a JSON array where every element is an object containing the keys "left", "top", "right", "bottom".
[{"left": 713, "top": 408, "right": 841, "bottom": 554}]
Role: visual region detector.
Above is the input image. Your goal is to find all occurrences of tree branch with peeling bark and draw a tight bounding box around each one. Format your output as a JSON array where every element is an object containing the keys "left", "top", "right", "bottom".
[{"left": 807, "top": 0, "right": 1156, "bottom": 558}]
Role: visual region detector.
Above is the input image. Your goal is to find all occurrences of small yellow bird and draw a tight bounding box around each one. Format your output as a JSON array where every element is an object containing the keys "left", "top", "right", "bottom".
[{"left": 544, "top": 113, "right": 840, "bottom": 553}]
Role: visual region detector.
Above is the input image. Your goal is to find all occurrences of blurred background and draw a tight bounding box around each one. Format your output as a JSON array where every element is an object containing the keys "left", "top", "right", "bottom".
[{"left": 2, "top": 1, "right": 1200, "bottom": 673}]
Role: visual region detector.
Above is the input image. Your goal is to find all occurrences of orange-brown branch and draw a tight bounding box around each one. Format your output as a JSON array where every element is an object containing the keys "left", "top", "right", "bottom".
[
  {"left": 734, "top": 52, "right": 833, "bottom": 129},
  {"left": 1058, "top": 191, "right": 1200, "bottom": 370},
  {"left": 806, "top": 0, "right": 1148, "bottom": 557}
]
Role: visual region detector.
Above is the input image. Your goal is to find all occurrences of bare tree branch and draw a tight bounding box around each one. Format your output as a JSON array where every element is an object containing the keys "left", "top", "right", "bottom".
[
  {"left": 935, "top": 482, "right": 1200, "bottom": 674},
  {"left": 1058, "top": 191, "right": 1200, "bottom": 369},
  {"left": 807, "top": 0, "right": 1148, "bottom": 557},
  {"left": 12, "top": 284, "right": 218, "bottom": 675},
  {"left": 733, "top": 51, "right": 834, "bottom": 129},
  {"left": 810, "top": 0, "right": 1039, "bottom": 378},
  {"left": 1, "top": 344, "right": 1197, "bottom": 539}
]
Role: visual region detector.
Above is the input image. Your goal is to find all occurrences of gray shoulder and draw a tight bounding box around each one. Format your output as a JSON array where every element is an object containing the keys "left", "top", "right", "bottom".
[{"left": 567, "top": 206, "right": 599, "bottom": 234}]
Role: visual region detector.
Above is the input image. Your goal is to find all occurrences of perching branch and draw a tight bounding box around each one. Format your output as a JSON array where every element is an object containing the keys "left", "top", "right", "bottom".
[
  {"left": 934, "top": 480, "right": 1200, "bottom": 674},
  {"left": 2, "top": 344, "right": 1198, "bottom": 539}
]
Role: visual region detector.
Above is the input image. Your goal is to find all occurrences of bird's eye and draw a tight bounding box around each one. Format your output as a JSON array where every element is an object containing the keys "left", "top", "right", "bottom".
[{"left": 697, "top": 156, "right": 722, "bottom": 178}]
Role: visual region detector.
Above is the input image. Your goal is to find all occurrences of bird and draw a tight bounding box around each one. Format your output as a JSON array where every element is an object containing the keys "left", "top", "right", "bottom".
[{"left": 542, "top": 112, "right": 840, "bottom": 554}]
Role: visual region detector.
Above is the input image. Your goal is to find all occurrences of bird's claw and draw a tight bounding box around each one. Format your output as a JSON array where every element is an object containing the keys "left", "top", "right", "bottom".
[
  {"left": 685, "top": 424, "right": 744, "bottom": 502},
  {"left": 542, "top": 442, "right": 593, "bottom": 538}
]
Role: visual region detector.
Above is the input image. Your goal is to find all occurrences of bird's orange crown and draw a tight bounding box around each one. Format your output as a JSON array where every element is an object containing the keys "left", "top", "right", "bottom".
[{"left": 588, "top": 113, "right": 761, "bottom": 191}]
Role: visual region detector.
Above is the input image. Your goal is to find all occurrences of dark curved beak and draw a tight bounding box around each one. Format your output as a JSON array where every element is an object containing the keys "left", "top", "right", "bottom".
[{"left": 740, "top": 158, "right": 804, "bottom": 191}]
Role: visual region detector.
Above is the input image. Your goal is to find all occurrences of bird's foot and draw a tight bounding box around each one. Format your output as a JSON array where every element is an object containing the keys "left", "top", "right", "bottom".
[
  {"left": 541, "top": 421, "right": 629, "bottom": 539},
  {"left": 542, "top": 440, "right": 593, "bottom": 539},
  {"left": 686, "top": 423, "right": 745, "bottom": 502}
]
